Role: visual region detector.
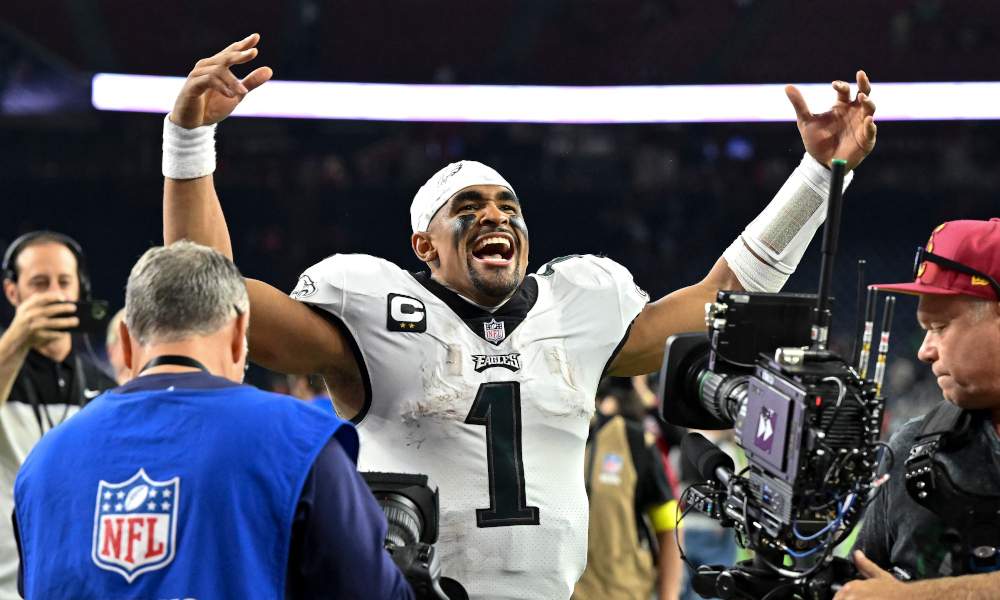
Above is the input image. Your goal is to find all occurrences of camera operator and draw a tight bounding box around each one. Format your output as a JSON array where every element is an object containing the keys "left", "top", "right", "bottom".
[
  {"left": 836, "top": 219, "right": 1000, "bottom": 600},
  {"left": 0, "top": 232, "right": 116, "bottom": 599},
  {"left": 13, "top": 241, "right": 413, "bottom": 599}
]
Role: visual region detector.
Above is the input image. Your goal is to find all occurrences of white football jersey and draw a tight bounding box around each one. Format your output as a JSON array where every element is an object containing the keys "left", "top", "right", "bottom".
[{"left": 292, "top": 254, "right": 648, "bottom": 600}]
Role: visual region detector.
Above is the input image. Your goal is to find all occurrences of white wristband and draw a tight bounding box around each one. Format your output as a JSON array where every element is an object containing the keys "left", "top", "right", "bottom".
[
  {"left": 723, "top": 238, "right": 791, "bottom": 292},
  {"left": 723, "top": 153, "right": 853, "bottom": 292},
  {"left": 162, "top": 116, "right": 217, "bottom": 180}
]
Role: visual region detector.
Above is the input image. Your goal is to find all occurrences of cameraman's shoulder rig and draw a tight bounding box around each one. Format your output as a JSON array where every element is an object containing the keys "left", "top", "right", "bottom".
[{"left": 905, "top": 402, "right": 1000, "bottom": 576}]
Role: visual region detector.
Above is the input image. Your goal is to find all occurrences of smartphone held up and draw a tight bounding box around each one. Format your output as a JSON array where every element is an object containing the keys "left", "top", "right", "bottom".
[{"left": 53, "top": 300, "right": 110, "bottom": 334}]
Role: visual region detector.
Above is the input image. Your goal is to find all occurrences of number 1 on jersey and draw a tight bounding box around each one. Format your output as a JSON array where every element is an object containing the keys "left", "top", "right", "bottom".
[{"left": 465, "top": 382, "right": 540, "bottom": 527}]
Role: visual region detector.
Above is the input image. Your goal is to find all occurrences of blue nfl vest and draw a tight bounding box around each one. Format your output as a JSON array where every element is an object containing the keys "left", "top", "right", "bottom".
[{"left": 14, "top": 382, "right": 356, "bottom": 599}]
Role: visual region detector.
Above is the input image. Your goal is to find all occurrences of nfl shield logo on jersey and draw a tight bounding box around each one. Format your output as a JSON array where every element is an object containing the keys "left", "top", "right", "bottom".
[
  {"left": 483, "top": 318, "right": 506, "bottom": 344},
  {"left": 92, "top": 469, "right": 179, "bottom": 582}
]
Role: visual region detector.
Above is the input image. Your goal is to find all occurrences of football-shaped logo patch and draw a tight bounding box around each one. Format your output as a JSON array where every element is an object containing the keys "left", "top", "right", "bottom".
[{"left": 124, "top": 485, "right": 149, "bottom": 511}]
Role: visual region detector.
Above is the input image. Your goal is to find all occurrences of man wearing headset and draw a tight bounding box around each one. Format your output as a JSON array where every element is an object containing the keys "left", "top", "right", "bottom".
[{"left": 0, "top": 231, "right": 117, "bottom": 599}]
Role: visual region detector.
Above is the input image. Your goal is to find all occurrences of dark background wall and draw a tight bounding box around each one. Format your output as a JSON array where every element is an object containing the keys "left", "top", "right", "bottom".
[{"left": 2, "top": 0, "right": 998, "bottom": 426}]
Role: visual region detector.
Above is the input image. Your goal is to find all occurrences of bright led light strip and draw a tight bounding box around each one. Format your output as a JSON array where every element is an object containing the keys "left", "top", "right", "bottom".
[{"left": 92, "top": 74, "right": 1000, "bottom": 123}]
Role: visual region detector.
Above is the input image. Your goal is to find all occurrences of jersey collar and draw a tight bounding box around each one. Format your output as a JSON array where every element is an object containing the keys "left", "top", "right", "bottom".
[{"left": 410, "top": 272, "right": 539, "bottom": 346}]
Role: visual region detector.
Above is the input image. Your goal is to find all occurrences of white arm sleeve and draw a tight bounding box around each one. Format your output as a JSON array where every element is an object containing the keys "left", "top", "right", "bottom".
[{"left": 723, "top": 153, "right": 853, "bottom": 292}]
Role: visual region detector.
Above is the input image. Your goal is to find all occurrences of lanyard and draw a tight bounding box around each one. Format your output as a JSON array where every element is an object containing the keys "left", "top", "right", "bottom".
[
  {"left": 139, "top": 355, "right": 211, "bottom": 374},
  {"left": 21, "top": 353, "right": 87, "bottom": 435}
]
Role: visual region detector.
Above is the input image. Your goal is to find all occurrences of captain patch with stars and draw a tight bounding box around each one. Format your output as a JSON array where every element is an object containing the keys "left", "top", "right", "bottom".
[{"left": 386, "top": 293, "right": 427, "bottom": 333}]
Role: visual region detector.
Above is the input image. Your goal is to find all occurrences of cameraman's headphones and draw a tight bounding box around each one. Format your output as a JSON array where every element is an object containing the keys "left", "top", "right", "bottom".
[{"left": 2, "top": 231, "right": 92, "bottom": 301}]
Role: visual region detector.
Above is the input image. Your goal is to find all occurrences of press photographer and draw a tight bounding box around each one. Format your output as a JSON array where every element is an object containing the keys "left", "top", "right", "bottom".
[
  {"left": 837, "top": 219, "right": 1000, "bottom": 600},
  {"left": 13, "top": 241, "right": 414, "bottom": 599},
  {"left": 0, "top": 231, "right": 116, "bottom": 598}
]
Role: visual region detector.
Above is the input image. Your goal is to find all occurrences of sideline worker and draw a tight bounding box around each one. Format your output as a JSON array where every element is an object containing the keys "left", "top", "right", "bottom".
[
  {"left": 0, "top": 231, "right": 116, "bottom": 599},
  {"left": 836, "top": 219, "right": 1000, "bottom": 599},
  {"left": 573, "top": 377, "right": 682, "bottom": 600},
  {"left": 13, "top": 241, "right": 412, "bottom": 599}
]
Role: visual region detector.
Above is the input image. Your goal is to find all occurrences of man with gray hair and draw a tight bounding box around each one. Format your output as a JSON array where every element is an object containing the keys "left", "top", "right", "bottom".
[{"left": 12, "top": 241, "right": 413, "bottom": 599}]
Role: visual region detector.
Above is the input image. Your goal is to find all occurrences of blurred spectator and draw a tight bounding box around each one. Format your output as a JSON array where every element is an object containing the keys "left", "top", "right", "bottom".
[
  {"left": 104, "top": 307, "right": 129, "bottom": 385},
  {"left": 12, "top": 241, "right": 412, "bottom": 599},
  {"left": 573, "top": 377, "right": 683, "bottom": 600},
  {"left": 287, "top": 373, "right": 335, "bottom": 414},
  {"left": 0, "top": 231, "right": 116, "bottom": 599}
]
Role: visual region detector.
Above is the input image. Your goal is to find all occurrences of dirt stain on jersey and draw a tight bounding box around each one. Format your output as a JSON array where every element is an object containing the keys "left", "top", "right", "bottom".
[
  {"left": 445, "top": 344, "right": 463, "bottom": 377},
  {"left": 405, "top": 395, "right": 466, "bottom": 423},
  {"left": 545, "top": 344, "right": 578, "bottom": 390},
  {"left": 403, "top": 363, "right": 474, "bottom": 431}
]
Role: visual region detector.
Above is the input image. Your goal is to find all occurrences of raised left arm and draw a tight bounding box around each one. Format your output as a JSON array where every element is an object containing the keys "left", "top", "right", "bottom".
[
  {"left": 609, "top": 257, "right": 739, "bottom": 376},
  {"left": 609, "top": 71, "right": 878, "bottom": 377}
]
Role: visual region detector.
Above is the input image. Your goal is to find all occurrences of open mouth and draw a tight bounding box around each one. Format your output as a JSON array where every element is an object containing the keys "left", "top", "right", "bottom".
[{"left": 471, "top": 234, "right": 516, "bottom": 266}]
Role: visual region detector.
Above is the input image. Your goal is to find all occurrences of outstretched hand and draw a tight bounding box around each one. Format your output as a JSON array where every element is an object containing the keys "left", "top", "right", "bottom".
[
  {"left": 168, "top": 33, "right": 273, "bottom": 130},
  {"left": 785, "top": 71, "right": 877, "bottom": 172}
]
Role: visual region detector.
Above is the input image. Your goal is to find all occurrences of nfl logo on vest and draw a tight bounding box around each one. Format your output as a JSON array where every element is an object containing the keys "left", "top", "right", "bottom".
[{"left": 92, "top": 469, "right": 179, "bottom": 583}]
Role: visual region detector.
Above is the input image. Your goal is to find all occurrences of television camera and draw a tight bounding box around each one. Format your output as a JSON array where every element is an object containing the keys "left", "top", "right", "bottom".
[
  {"left": 363, "top": 472, "right": 468, "bottom": 600},
  {"left": 658, "top": 160, "right": 896, "bottom": 600}
]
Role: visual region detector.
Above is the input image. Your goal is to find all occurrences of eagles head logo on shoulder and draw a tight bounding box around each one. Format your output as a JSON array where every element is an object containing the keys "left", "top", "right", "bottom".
[{"left": 290, "top": 274, "right": 317, "bottom": 300}]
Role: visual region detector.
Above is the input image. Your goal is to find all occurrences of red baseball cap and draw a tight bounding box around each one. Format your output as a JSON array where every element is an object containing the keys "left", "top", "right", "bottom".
[{"left": 872, "top": 218, "right": 1000, "bottom": 300}]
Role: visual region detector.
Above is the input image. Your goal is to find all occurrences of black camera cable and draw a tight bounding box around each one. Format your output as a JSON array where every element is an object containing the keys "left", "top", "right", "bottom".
[
  {"left": 866, "top": 441, "right": 895, "bottom": 504},
  {"left": 709, "top": 337, "right": 757, "bottom": 370},
  {"left": 675, "top": 484, "right": 722, "bottom": 572}
]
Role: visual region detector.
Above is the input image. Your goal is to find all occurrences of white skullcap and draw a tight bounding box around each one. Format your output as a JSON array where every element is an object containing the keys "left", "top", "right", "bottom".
[{"left": 410, "top": 161, "right": 515, "bottom": 233}]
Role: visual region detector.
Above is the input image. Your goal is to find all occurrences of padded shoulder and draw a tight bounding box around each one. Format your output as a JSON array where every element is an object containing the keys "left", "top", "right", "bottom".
[
  {"left": 886, "top": 417, "right": 924, "bottom": 458},
  {"left": 290, "top": 254, "right": 412, "bottom": 311},
  {"left": 536, "top": 254, "right": 643, "bottom": 293},
  {"left": 534, "top": 254, "right": 648, "bottom": 340}
]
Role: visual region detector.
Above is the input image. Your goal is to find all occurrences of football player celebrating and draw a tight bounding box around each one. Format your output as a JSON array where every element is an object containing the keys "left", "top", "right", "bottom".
[{"left": 162, "top": 35, "right": 876, "bottom": 600}]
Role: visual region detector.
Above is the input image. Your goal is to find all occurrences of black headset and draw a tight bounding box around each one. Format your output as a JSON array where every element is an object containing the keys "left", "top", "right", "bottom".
[{"left": 2, "top": 231, "right": 92, "bottom": 301}]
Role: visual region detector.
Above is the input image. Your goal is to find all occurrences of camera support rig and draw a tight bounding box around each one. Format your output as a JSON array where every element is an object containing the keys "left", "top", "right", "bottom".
[{"left": 660, "top": 160, "right": 896, "bottom": 600}]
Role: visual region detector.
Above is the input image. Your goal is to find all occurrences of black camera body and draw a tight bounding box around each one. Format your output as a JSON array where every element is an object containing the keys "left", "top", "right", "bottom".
[
  {"left": 734, "top": 353, "right": 880, "bottom": 552},
  {"left": 363, "top": 472, "right": 468, "bottom": 600},
  {"left": 664, "top": 292, "right": 884, "bottom": 540},
  {"left": 660, "top": 291, "right": 887, "bottom": 599},
  {"left": 655, "top": 160, "right": 899, "bottom": 599},
  {"left": 386, "top": 542, "right": 448, "bottom": 599}
]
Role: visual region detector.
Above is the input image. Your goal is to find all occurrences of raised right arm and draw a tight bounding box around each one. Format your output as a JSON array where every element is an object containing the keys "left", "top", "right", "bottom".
[
  {"left": 162, "top": 35, "right": 364, "bottom": 416},
  {"left": 164, "top": 175, "right": 232, "bottom": 259},
  {"left": 162, "top": 33, "right": 268, "bottom": 257}
]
